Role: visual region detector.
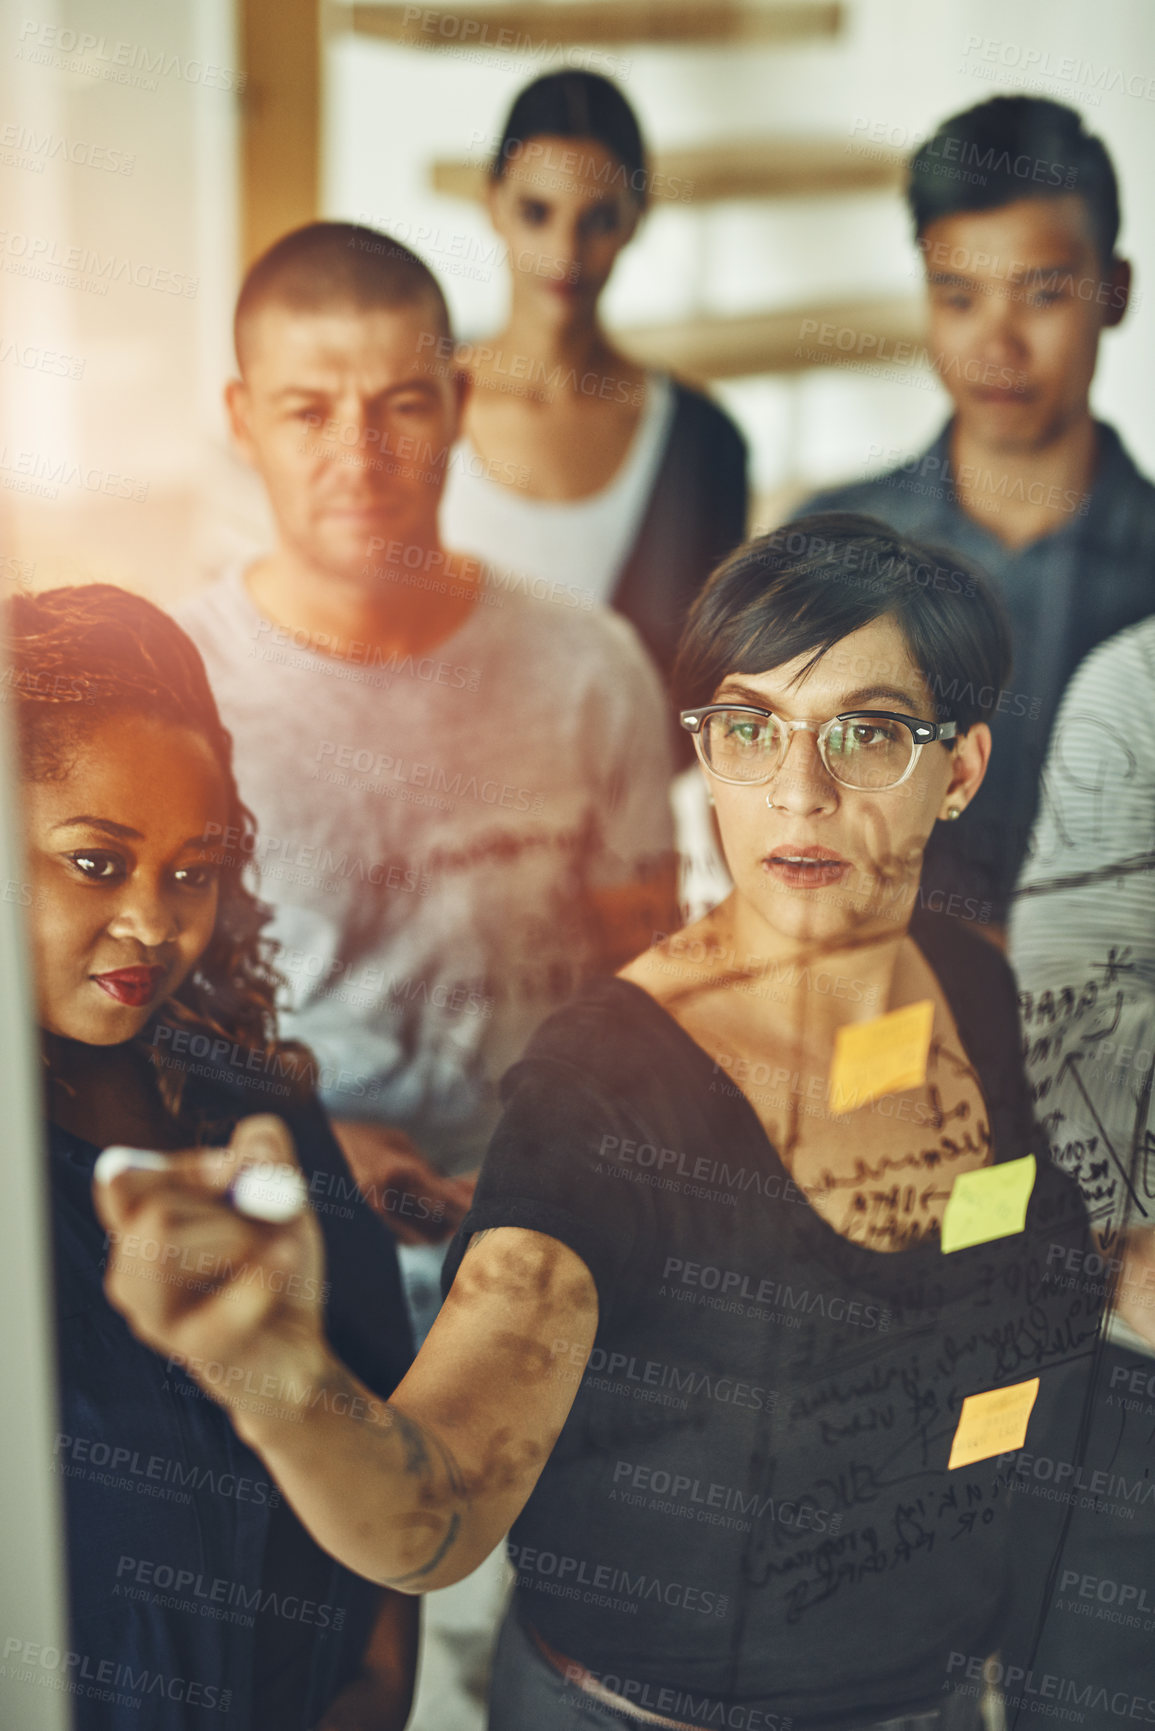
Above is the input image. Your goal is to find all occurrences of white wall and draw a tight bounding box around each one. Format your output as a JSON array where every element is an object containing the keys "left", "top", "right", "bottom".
[
  {"left": 325, "top": 0, "right": 1155, "bottom": 507},
  {"left": 1, "top": 0, "right": 239, "bottom": 600},
  {"left": 4, "top": 0, "right": 1153, "bottom": 599}
]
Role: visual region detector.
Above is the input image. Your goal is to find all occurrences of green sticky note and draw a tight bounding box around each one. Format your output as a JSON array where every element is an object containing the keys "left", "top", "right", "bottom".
[{"left": 940, "top": 1155, "right": 1037, "bottom": 1254}]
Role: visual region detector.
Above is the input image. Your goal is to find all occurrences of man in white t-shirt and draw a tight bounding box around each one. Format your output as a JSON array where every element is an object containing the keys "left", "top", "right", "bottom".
[{"left": 180, "top": 222, "right": 677, "bottom": 1279}]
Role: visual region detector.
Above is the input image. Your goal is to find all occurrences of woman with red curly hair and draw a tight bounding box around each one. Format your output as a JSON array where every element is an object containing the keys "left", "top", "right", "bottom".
[{"left": 9, "top": 584, "right": 416, "bottom": 1731}]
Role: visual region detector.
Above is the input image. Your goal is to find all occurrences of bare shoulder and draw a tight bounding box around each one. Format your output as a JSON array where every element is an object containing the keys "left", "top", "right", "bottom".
[
  {"left": 617, "top": 942, "right": 669, "bottom": 1000},
  {"left": 618, "top": 908, "right": 729, "bottom": 1007}
]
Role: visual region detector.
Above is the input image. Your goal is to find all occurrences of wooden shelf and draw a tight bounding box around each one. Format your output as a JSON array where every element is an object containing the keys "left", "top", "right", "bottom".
[
  {"left": 432, "top": 136, "right": 905, "bottom": 206},
  {"left": 240, "top": 0, "right": 320, "bottom": 266},
  {"left": 616, "top": 295, "right": 927, "bottom": 383},
  {"left": 347, "top": 1, "right": 842, "bottom": 49}
]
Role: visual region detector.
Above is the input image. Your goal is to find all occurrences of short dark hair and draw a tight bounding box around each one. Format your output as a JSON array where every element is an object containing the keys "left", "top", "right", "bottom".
[
  {"left": 491, "top": 71, "right": 649, "bottom": 211},
  {"left": 673, "top": 514, "right": 1012, "bottom": 736},
  {"left": 908, "top": 97, "right": 1121, "bottom": 263},
  {"left": 234, "top": 221, "right": 452, "bottom": 372}
]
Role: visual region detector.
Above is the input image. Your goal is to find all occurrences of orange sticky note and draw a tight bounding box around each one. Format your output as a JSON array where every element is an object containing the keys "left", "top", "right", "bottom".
[
  {"left": 948, "top": 1378, "right": 1039, "bottom": 1470},
  {"left": 828, "top": 1000, "right": 934, "bottom": 1114}
]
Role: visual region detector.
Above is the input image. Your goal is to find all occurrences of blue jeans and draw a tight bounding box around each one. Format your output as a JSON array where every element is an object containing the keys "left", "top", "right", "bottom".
[
  {"left": 488, "top": 1609, "right": 648, "bottom": 1730},
  {"left": 487, "top": 1606, "right": 991, "bottom": 1731}
]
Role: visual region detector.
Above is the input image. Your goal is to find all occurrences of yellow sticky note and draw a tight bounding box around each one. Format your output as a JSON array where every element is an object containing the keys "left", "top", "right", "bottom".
[
  {"left": 941, "top": 1155, "right": 1037, "bottom": 1254},
  {"left": 948, "top": 1378, "right": 1039, "bottom": 1470},
  {"left": 828, "top": 1000, "right": 934, "bottom": 1114}
]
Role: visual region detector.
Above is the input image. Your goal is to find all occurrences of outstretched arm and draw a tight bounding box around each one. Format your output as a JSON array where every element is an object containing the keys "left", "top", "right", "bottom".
[{"left": 96, "top": 1115, "right": 597, "bottom": 1591}]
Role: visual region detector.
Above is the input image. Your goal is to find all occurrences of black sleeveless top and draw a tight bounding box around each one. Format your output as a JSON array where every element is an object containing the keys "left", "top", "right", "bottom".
[{"left": 444, "top": 915, "right": 1101, "bottom": 1728}]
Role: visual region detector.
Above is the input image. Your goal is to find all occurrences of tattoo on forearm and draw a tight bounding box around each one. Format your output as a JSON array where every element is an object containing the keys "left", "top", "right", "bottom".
[{"left": 378, "top": 1404, "right": 469, "bottom": 1588}]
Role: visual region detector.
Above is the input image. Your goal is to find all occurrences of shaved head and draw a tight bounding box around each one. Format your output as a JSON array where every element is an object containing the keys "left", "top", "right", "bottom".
[{"left": 235, "top": 221, "right": 452, "bottom": 374}]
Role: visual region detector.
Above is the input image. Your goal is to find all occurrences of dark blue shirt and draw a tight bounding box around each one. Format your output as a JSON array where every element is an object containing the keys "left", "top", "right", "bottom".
[
  {"left": 801, "top": 420, "right": 1155, "bottom": 922},
  {"left": 50, "top": 1080, "right": 412, "bottom": 1731}
]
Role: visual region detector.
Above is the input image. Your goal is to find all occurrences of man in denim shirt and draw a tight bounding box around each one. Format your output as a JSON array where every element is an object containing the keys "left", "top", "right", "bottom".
[{"left": 802, "top": 96, "right": 1155, "bottom": 935}]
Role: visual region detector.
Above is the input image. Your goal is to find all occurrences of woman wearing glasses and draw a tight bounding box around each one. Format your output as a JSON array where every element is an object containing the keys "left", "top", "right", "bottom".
[{"left": 99, "top": 516, "right": 1100, "bottom": 1731}]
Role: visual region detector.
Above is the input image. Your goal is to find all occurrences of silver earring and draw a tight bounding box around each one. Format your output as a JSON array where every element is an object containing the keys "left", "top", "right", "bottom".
[
  {"left": 765, "top": 792, "right": 776, "bottom": 811},
  {"left": 946, "top": 806, "right": 962, "bottom": 821},
  {"left": 706, "top": 790, "right": 715, "bottom": 807}
]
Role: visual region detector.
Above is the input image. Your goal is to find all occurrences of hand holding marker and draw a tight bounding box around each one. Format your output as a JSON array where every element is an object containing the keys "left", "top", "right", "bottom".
[
  {"left": 94, "top": 1118, "right": 328, "bottom": 1425},
  {"left": 94, "top": 1145, "right": 308, "bottom": 1223}
]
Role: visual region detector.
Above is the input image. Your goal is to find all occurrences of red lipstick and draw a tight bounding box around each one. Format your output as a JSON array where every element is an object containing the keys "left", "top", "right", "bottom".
[{"left": 92, "top": 965, "right": 165, "bottom": 1008}]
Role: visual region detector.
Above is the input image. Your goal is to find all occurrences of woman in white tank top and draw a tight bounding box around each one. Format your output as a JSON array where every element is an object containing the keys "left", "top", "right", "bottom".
[{"left": 440, "top": 72, "right": 748, "bottom": 698}]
